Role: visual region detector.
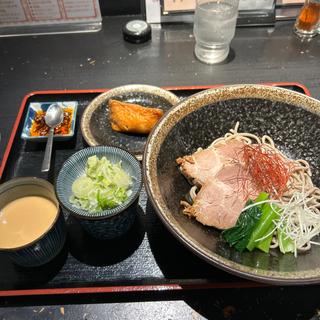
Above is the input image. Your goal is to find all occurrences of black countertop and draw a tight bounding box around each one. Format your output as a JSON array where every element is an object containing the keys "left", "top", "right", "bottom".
[{"left": 0, "top": 15, "right": 320, "bottom": 320}]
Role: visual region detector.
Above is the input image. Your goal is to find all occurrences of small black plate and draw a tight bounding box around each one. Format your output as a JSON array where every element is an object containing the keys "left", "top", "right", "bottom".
[{"left": 80, "top": 85, "right": 180, "bottom": 160}]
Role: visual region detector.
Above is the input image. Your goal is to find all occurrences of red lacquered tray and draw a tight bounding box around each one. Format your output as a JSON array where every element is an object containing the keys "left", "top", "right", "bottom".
[{"left": 0, "top": 82, "right": 310, "bottom": 297}]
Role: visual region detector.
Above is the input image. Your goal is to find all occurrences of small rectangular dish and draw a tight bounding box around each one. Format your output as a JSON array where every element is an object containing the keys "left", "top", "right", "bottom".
[{"left": 21, "top": 101, "right": 78, "bottom": 141}]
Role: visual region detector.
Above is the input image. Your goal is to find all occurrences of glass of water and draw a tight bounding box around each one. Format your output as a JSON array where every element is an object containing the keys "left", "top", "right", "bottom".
[{"left": 193, "top": 0, "right": 240, "bottom": 64}]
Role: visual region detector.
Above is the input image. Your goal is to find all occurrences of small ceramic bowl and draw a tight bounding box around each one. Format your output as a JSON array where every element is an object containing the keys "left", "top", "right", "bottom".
[
  {"left": 0, "top": 177, "right": 66, "bottom": 267},
  {"left": 55, "top": 146, "right": 142, "bottom": 240},
  {"left": 21, "top": 101, "right": 78, "bottom": 141},
  {"left": 80, "top": 84, "right": 180, "bottom": 160}
]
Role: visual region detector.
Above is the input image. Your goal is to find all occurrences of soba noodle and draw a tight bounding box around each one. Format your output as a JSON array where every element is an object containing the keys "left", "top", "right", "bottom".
[{"left": 187, "top": 122, "right": 320, "bottom": 254}]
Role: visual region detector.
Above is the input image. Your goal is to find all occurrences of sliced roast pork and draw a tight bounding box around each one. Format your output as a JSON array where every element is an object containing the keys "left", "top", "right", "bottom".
[
  {"left": 183, "top": 179, "right": 246, "bottom": 229},
  {"left": 176, "top": 139, "right": 245, "bottom": 187},
  {"left": 176, "top": 147, "right": 223, "bottom": 187},
  {"left": 215, "top": 161, "right": 259, "bottom": 201},
  {"left": 177, "top": 138, "right": 259, "bottom": 230}
]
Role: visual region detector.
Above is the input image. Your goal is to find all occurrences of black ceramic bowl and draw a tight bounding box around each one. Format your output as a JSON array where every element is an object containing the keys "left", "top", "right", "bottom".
[
  {"left": 0, "top": 177, "right": 66, "bottom": 267},
  {"left": 56, "top": 146, "right": 142, "bottom": 240},
  {"left": 143, "top": 84, "right": 320, "bottom": 285}
]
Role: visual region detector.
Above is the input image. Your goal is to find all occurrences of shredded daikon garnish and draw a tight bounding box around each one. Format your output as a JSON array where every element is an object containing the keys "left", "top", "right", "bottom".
[
  {"left": 276, "top": 191, "right": 320, "bottom": 257},
  {"left": 240, "top": 192, "right": 320, "bottom": 256},
  {"left": 241, "top": 199, "right": 280, "bottom": 213}
]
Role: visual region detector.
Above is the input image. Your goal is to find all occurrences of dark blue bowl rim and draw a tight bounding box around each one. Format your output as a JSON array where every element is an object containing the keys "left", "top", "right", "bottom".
[
  {"left": 0, "top": 177, "right": 61, "bottom": 252},
  {"left": 55, "top": 146, "right": 143, "bottom": 221}
]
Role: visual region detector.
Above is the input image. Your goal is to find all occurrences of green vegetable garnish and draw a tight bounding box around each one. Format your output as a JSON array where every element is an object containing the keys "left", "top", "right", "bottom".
[
  {"left": 256, "top": 224, "right": 274, "bottom": 253},
  {"left": 69, "top": 155, "right": 132, "bottom": 212},
  {"left": 222, "top": 200, "right": 263, "bottom": 252},
  {"left": 277, "top": 226, "right": 294, "bottom": 254},
  {"left": 254, "top": 192, "right": 269, "bottom": 204},
  {"left": 246, "top": 203, "right": 281, "bottom": 252},
  {"left": 223, "top": 191, "right": 296, "bottom": 255}
]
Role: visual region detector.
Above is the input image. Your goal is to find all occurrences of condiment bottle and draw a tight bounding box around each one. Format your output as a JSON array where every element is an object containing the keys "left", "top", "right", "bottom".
[{"left": 294, "top": 0, "right": 320, "bottom": 38}]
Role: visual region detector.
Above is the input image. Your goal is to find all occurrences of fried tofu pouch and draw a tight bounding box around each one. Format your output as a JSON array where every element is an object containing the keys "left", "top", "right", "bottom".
[{"left": 108, "top": 99, "right": 164, "bottom": 134}]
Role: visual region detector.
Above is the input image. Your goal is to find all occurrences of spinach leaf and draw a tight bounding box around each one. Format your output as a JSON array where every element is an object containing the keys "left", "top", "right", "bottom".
[{"left": 222, "top": 200, "right": 263, "bottom": 252}]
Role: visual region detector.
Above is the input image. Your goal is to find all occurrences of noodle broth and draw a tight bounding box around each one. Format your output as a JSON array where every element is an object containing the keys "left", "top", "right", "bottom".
[
  {"left": 0, "top": 196, "right": 58, "bottom": 249},
  {"left": 0, "top": 177, "right": 66, "bottom": 267}
]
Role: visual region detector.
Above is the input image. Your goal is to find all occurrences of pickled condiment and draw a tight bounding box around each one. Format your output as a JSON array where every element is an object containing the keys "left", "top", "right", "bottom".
[{"left": 30, "top": 108, "right": 72, "bottom": 136}]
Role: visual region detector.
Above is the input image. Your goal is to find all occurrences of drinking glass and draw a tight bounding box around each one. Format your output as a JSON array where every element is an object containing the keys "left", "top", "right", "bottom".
[
  {"left": 193, "top": 0, "right": 240, "bottom": 64},
  {"left": 293, "top": 0, "right": 320, "bottom": 39}
]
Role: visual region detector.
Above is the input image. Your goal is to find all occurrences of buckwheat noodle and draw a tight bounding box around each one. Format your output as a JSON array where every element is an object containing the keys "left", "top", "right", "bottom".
[{"left": 186, "top": 122, "right": 320, "bottom": 253}]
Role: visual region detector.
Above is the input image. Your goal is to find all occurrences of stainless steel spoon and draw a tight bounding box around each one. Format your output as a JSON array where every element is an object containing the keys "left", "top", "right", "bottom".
[{"left": 41, "top": 103, "right": 64, "bottom": 172}]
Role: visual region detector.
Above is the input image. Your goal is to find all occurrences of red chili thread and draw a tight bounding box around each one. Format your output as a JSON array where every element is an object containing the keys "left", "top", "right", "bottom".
[
  {"left": 232, "top": 148, "right": 260, "bottom": 201},
  {"left": 242, "top": 144, "right": 293, "bottom": 199}
]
